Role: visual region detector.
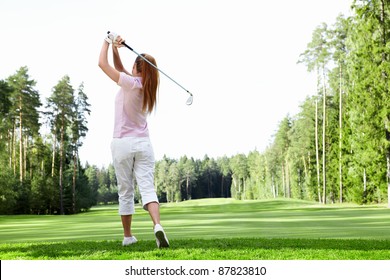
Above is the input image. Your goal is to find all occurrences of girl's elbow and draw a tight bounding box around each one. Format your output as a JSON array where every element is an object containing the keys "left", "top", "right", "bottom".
[
  {"left": 98, "top": 61, "right": 104, "bottom": 69},
  {"left": 98, "top": 61, "right": 108, "bottom": 71}
]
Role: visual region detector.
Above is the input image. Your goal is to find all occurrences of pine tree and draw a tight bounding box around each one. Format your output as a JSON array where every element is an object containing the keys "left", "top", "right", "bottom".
[
  {"left": 70, "top": 82, "right": 90, "bottom": 213},
  {"left": 46, "top": 75, "right": 75, "bottom": 214},
  {"left": 7, "top": 66, "right": 41, "bottom": 183}
]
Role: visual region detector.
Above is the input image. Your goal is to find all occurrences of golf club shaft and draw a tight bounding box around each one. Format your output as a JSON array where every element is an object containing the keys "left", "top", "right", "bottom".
[{"left": 122, "top": 42, "right": 193, "bottom": 97}]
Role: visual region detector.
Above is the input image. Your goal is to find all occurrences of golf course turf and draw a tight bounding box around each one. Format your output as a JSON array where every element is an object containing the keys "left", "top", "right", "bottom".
[{"left": 1, "top": 198, "right": 389, "bottom": 260}]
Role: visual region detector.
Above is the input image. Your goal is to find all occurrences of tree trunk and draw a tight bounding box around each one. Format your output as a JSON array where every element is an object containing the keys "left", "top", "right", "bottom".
[
  {"left": 208, "top": 171, "right": 211, "bottom": 198},
  {"left": 8, "top": 129, "right": 12, "bottom": 169},
  {"left": 281, "top": 163, "right": 286, "bottom": 198},
  {"left": 387, "top": 155, "right": 390, "bottom": 208},
  {"left": 302, "top": 155, "right": 308, "bottom": 178},
  {"left": 322, "top": 66, "right": 327, "bottom": 204},
  {"left": 51, "top": 134, "right": 56, "bottom": 177},
  {"left": 29, "top": 138, "right": 33, "bottom": 179},
  {"left": 243, "top": 179, "right": 246, "bottom": 200},
  {"left": 315, "top": 99, "right": 321, "bottom": 203},
  {"left": 272, "top": 175, "right": 276, "bottom": 198},
  {"left": 12, "top": 123, "right": 16, "bottom": 176},
  {"left": 363, "top": 168, "right": 367, "bottom": 203},
  {"left": 59, "top": 115, "right": 65, "bottom": 215},
  {"left": 186, "top": 175, "right": 190, "bottom": 200},
  {"left": 339, "top": 63, "right": 343, "bottom": 203},
  {"left": 379, "top": 0, "right": 390, "bottom": 209},
  {"left": 19, "top": 95, "right": 23, "bottom": 183},
  {"left": 72, "top": 151, "right": 77, "bottom": 214},
  {"left": 286, "top": 159, "right": 291, "bottom": 198},
  {"left": 232, "top": 176, "right": 237, "bottom": 199},
  {"left": 24, "top": 136, "right": 27, "bottom": 180},
  {"left": 221, "top": 174, "right": 224, "bottom": 197},
  {"left": 302, "top": 155, "right": 308, "bottom": 197}
]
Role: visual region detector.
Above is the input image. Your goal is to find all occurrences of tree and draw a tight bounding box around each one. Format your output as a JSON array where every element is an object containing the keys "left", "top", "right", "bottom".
[
  {"left": 179, "top": 156, "right": 196, "bottom": 200},
  {"left": 246, "top": 150, "right": 265, "bottom": 200},
  {"left": 155, "top": 156, "right": 172, "bottom": 202},
  {"left": 230, "top": 154, "right": 248, "bottom": 200},
  {"left": 287, "top": 99, "right": 318, "bottom": 200},
  {"left": 0, "top": 167, "right": 18, "bottom": 214},
  {"left": 46, "top": 75, "right": 75, "bottom": 214},
  {"left": 0, "top": 80, "right": 13, "bottom": 168},
  {"left": 168, "top": 161, "right": 182, "bottom": 202},
  {"left": 273, "top": 116, "right": 292, "bottom": 198},
  {"left": 217, "top": 156, "right": 231, "bottom": 198},
  {"left": 85, "top": 165, "right": 101, "bottom": 205},
  {"left": 6, "top": 66, "right": 41, "bottom": 183},
  {"left": 70, "top": 82, "right": 90, "bottom": 213},
  {"left": 0, "top": 79, "right": 12, "bottom": 134},
  {"left": 0, "top": 68, "right": 94, "bottom": 214},
  {"left": 328, "top": 15, "right": 350, "bottom": 203},
  {"left": 345, "top": 0, "right": 390, "bottom": 204},
  {"left": 299, "top": 23, "right": 332, "bottom": 203}
]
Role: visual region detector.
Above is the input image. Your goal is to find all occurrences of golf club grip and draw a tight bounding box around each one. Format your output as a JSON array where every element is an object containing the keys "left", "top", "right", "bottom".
[{"left": 122, "top": 42, "right": 134, "bottom": 51}]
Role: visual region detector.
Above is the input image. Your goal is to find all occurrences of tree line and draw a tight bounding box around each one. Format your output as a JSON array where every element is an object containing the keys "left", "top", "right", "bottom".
[
  {"left": 0, "top": 67, "right": 92, "bottom": 214},
  {"left": 85, "top": 156, "right": 232, "bottom": 206},
  {"left": 293, "top": 0, "right": 389, "bottom": 205},
  {"left": 139, "top": 0, "right": 389, "bottom": 206},
  {"left": 0, "top": 0, "right": 389, "bottom": 214}
]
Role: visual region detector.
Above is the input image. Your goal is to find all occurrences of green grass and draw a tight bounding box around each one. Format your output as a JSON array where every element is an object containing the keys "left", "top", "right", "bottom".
[{"left": 1, "top": 198, "right": 390, "bottom": 260}]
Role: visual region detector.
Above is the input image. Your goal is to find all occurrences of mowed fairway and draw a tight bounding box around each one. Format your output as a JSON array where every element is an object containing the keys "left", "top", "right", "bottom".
[{"left": 1, "top": 198, "right": 390, "bottom": 260}]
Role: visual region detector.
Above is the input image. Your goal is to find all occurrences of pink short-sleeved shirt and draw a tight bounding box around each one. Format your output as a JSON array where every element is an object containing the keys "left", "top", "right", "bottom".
[{"left": 113, "top": 72, "right": 149, "bottom": 138}]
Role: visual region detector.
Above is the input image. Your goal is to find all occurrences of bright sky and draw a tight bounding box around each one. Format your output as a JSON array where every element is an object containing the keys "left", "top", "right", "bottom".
[{"left": 0, "top": 0, "right": 352, "bottom": 167}]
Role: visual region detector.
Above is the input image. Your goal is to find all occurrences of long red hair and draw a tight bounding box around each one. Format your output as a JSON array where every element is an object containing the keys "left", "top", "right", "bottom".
[{"left": 135, "top": 54, "right": 159, "bottom": 113}]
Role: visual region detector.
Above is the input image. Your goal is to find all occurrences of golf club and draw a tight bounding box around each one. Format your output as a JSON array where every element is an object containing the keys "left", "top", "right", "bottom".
[{"left": 107, "top": 31, "right": 193, "bottom": 106}]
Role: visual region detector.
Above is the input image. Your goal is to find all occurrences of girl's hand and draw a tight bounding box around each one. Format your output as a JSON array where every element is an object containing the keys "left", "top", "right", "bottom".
[
  {"left": 114, "top": 35, "right": 125, "bottom": 48},
  {"left": 105, "top": 31, "right": 117, "bottom": 44}
]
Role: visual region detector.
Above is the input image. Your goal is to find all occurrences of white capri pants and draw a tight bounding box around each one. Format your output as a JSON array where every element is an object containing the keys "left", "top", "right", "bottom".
[{"left": 111, "top": 137, "right": 159, "bottom": 215}]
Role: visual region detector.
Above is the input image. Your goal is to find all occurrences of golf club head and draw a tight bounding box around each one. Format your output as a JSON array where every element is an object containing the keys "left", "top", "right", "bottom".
[{"left": 186, "top": 95, "right": 193, "bottom": 105}]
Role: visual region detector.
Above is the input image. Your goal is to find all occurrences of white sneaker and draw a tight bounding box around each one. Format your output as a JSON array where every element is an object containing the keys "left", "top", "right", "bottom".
[
  {"left": 122, "top": 236, "right": 137, "bottom": 246},
  {"left": 154, "top": 224, "right": 169, "bottom": 248}
]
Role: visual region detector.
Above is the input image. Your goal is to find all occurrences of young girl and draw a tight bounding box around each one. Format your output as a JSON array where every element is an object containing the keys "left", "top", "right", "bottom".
[{"left": 98, "top": 33, "right": 169, "bottom": 248}]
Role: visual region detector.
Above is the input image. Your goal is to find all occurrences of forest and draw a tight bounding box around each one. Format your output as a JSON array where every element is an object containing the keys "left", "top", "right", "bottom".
[{"left": 0, "top": 0, "right": 389, "bottom": 214}]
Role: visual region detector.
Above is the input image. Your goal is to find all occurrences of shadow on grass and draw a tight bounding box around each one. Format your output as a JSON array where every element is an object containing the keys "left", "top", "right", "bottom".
[{"left": 1, "top": 238, "right": 390, "bottom": 260}]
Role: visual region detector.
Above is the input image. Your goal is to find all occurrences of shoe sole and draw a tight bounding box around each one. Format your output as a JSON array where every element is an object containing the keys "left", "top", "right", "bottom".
[{"left": 155, "top": 230, "right": 169, "bottom": 248}]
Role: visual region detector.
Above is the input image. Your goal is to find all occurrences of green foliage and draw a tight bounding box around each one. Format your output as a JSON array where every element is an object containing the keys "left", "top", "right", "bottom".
[
  {"left": 0, "top": 68, "right": 93, "bottom": 214},
  {"left": 153, "top": 155, "right": 231, "bottom": 203},
  {"left": 30, "top": 174, "right": 58, "bottom": 214},
  {"left": 0, "top": 79, "right": 12, "bottom": 134},
  {"left": 7, "top": 66, "right": 41, "bottom": 137},
  {"left": 0, "top": 167, "right": 18, "bottom": 214}
]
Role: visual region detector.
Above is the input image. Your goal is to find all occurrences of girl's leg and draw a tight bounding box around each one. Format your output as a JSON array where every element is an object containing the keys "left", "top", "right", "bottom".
[
  {"left": 121, "top": 214, "right": 137, "bottom": 246},
  {"left": 111, "top": 138, "right": 136, "bottom": 239},
  {"left": 121, "top": 215, "right": 133, "bottom": 237},
  {"left": 133, "top": 139, "right": 159, "bottom": 222},
  {"left": 146, "top": 202, "right": 160, "bottom": 226},
  {"left": 146, "top": 201, "right": 169, "bottom": 248},
  {"left": 133, "top": 140, "right": 169, "bottom": 248}
]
